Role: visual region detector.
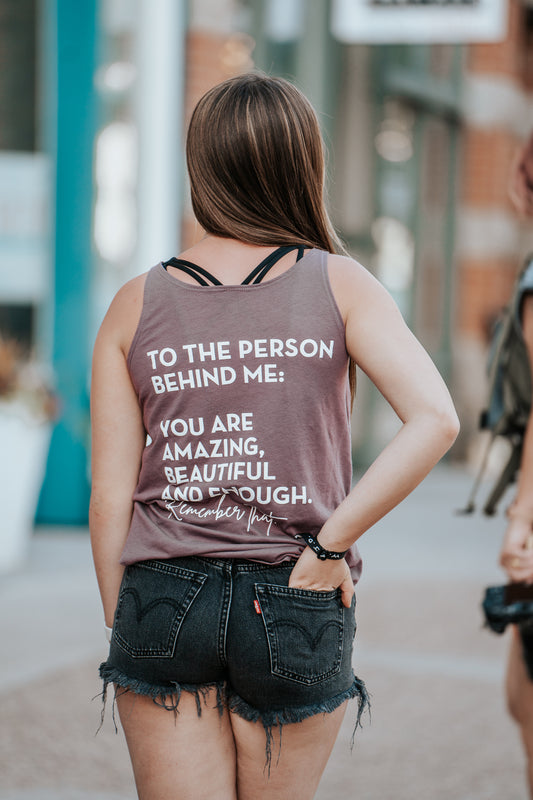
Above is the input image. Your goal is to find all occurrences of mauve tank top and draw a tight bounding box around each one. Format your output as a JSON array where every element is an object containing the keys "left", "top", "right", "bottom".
[{"left": 120, "top": 248, "right": 362, "bottom": 582}]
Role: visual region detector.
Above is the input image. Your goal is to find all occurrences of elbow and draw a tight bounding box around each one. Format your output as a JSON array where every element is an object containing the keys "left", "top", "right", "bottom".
[{"left": 433, "top": 405, "right": 460, "bottom": 450}]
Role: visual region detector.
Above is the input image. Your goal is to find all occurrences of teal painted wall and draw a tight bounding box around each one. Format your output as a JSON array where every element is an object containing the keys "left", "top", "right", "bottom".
[{"left": 37, "top": 0, "right": 98, "bottom": 524}]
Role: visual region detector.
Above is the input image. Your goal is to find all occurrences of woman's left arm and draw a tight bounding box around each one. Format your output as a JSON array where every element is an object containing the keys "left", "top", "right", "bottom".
[
  {"left": 289, "top": 256, "right": 460, "bottom": 605},
  {"left": 90, "top": 278, "right": 147, "bottom": 628}
]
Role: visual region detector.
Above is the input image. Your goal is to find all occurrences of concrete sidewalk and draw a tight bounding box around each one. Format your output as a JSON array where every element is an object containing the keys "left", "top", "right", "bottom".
[{"left": 0, "top": 465, "right": 527, "bottom": 799}]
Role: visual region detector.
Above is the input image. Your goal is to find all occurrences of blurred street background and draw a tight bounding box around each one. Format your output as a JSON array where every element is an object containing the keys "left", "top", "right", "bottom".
[{"left": 1, "top": 0, "right": 533, "bottom": 797}]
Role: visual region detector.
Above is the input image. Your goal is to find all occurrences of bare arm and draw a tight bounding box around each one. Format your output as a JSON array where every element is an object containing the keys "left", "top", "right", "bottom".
[
  {"left": 509, "top": 132, "right": 533, "bottom": 219},
  {"left": 500, "top": 295, "right": 533, "bottom": 582},
  {"left": 89, "top": 277, "right": 146, "bottom": 627},
  {"left": 289, "top": 256, "right": 460, "bottom": 605},
  {"left": 499, "top": 127, "right": 533, "bottom": 577}
]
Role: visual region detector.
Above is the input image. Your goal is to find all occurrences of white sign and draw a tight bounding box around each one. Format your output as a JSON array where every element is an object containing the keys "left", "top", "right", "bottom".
[{"left": 331, "top": 0, "right": 508, "bottom": 43}]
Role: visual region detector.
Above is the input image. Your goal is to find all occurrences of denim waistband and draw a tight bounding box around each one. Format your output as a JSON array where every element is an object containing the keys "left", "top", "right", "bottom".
[{"left": 154, "top": 555, "right": 297, "bottom": 574}]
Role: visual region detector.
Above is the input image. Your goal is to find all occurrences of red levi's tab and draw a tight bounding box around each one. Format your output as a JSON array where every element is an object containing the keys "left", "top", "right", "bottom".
[{"left": 253, "top": 599, "right": 262, "bottom": 615}]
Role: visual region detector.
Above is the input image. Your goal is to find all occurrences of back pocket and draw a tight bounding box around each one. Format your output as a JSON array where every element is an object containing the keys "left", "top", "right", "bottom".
[
  {"left": 255, "top": 583, "right": 344, "bottom": 685},
  {"left": 114, "top": 560, "right": 206, "bottom": 659}
]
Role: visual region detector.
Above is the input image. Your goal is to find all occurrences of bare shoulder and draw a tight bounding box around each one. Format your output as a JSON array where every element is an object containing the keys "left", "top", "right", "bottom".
[
  {"left": 95, "top": 272, "right": 149, "bottom": 355},
  {"left": 327, "top": 253, "right": 372, "bottom": 280},
  {"left": 108, "top": 272, "right": 148, "bottom": 317},
  {"left": 326, "top": 253, "right": 397, "bottom": 323}
]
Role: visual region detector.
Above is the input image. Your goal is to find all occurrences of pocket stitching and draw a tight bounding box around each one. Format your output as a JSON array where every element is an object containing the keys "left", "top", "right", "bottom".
[
  {"left": 255, "top": 583, "right": 345, "bottom": 685},
  {"left": 114, "top": 563, "right": 207, "bottom": 659}
]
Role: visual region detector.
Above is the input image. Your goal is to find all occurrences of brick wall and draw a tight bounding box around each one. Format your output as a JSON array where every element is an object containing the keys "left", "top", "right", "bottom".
[
  {"left": 468, "top": 0, "right": 526, "bottom": 79},
  {"left": 459, "top": 0, "right": 530, "bottom": 340},
  {"left": 181, "top": 2, "right": 254, "bottom": 249},
  {"left": 454, "top": 0, "right": 533, "bottom": 452}
]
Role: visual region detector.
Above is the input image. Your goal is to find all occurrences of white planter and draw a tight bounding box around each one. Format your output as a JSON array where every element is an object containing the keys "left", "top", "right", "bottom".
[{"left": 0, "top": 402, "right": 51, "bottom": 573}]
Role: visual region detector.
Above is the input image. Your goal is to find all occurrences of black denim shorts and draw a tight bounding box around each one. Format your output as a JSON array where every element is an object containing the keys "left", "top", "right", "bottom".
[{"left": 99, "top": 556, "right": 368, "bottom": 746}]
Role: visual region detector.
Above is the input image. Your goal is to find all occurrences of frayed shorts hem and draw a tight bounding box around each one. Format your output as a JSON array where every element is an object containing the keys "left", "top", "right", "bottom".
[
  {"left": 227, "top": 675, "right": 369, "bottom": 732},
  {"left": 98, "top": 663, "right": 227, "bottom": 718},
  {"left": 98, "top": 663, "right": 369, "bottom": 763}
]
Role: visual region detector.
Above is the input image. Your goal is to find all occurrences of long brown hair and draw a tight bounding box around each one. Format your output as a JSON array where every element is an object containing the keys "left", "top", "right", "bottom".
[{"left": 186, "top": 72, "right": 356, "bottom": 401}]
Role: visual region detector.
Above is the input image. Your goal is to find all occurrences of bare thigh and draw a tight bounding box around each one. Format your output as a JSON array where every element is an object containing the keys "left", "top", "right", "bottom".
[
  {"left": 507, "top": 628, "right": 533, "bottom": 732},
  {"left": 231, "top": 701, "right": 348, "bottom": 800},
  {"left": 117, "top": 686, "right": 237, "bottom": 800}
]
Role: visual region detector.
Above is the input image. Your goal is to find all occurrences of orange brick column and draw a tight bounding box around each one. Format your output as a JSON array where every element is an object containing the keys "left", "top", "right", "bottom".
[{"left": 181, "top": 2, "right": 254, "bottom": 249}]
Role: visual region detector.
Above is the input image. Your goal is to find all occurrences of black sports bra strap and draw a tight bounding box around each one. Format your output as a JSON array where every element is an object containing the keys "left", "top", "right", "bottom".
[
  {"left": 242, "top": 245, "right": 305, "bottom": 285},
  {"left": 163, "top": 245, "right": 305, "bottom": 287},
  {"left": 162, "top": 257, "right": 222, "bottom": 286}
]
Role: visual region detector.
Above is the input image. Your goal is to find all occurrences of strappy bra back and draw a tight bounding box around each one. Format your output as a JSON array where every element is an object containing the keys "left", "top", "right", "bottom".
[{"left": 162, "top": 245, "right": 305, "bottom": 287}]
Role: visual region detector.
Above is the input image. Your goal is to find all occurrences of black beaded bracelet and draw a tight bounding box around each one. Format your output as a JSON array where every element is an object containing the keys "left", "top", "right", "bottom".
[{"left": 300, "top": 532, "right": 347, "bottom": 561}]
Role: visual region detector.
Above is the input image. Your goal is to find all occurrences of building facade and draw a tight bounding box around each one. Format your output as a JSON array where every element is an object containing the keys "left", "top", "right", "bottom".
[{"left": 0, "top": 0, "right": 531, "bottom": 524}]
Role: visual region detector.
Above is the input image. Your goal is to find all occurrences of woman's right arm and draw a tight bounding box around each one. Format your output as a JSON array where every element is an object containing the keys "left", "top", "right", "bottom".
[
  {"left": 288, "top": 255, "right": 459, "bottom": 605},
  {"left": 89, "top": 277, "right": 146, "bottom": 628}
]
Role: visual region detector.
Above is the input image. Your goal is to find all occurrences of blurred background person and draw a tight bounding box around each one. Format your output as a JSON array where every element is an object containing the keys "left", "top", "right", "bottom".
[{"left": 500, "top": 129, "right": 533, "bottom": 799}]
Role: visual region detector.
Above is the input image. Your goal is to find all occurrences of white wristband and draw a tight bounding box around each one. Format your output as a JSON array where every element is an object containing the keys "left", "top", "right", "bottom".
[{"left": 105, "top": 624, "right": 113, "bottom": 643}]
